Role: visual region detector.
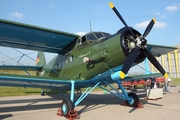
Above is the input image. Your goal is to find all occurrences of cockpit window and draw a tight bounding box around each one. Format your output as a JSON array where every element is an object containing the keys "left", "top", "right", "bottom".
[
  {"left": 76, "top": 32, "right": 111, "bottom": 47},
  {"left": 81, "top": 36, "right": 86, "bottom": 43},
  {"left": 87, "top": 33, "right": 97, "bottom": 40},
  {"left": 76, "top": 36, "right": 86, "bottom": 45},
  {"left": 102, "top": 33, "right": 111, "bottom": 38},
  {"left": 94, "top": 33, "right": 103, "bottom": 39}
]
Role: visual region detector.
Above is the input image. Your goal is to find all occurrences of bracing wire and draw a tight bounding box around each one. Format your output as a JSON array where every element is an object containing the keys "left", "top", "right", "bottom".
[{"left": 0, "top": 40, "right": 71, "bottom": 79}]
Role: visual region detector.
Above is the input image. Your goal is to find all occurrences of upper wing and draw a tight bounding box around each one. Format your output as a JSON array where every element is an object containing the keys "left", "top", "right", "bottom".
[
  {"left": 147, "top": 44, "right": 177, "bottom": 56},
  {"left": 0, "top": 19, "right": 80, "bottom": 54}
]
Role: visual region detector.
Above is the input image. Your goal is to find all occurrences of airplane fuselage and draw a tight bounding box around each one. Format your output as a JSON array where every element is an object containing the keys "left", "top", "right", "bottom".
[
  {"left": 61, "top": 34, "right": 125, "bottom": 80},
  {"left": 42, "top": 28, "right": 145, "bottom": 80}
]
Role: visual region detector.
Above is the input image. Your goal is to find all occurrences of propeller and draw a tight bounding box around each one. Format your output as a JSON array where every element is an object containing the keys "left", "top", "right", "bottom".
[
  {"left": 109, "top": 2, "right": 168, "bottom": 79},
  {"left": 109, "top": 2, "right": 136, "bottom": 38},
  {"left": 143, "top": 18, "right": 156, "bottom": 38},
  {"left": 143, "top": 49, "right": 168, "bottom": 78}
]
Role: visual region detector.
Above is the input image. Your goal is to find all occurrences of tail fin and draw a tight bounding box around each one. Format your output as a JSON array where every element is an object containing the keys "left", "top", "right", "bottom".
[{"left": 36, "top": 51, "right": 46, "bottom": 67}]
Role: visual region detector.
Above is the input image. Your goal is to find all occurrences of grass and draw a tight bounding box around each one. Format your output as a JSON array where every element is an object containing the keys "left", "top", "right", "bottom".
[
  {"left": 0, "top": 86, "right": 40, "bottom": 97},
  {"left": 0, "top": 70, "right": 62, "bottom": 96},
  {"left": 0, "top": 86, "right": 62, "bottom": 97},
  {"left": 171, "top": 78, "right": 180, "bottom": 85}
]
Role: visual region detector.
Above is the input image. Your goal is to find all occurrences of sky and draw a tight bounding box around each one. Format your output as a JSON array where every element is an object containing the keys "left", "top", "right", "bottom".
[{"left": 0, "top": 0, "right": 180, "bottom": 73}]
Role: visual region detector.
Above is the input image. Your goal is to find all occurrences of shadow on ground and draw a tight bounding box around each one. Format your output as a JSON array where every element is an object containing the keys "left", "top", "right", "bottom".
[{"left": 0, "top": 89, "right": 163, "bottom": 119}]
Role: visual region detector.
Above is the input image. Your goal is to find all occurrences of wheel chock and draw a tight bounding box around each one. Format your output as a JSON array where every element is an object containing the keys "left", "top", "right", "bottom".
[
  {"left": 135, "top": 101, "right": 144, "bottom": 108},
  {"left": 121, "top": 101, "right": 144, "bottom": 108},
  {"left": 57, "top": 108, "right": 63, "bottom": 116},
  {"left": 57, "top": 108, "right": 80, "bottom": 120},
  {"left": 121, "top": 101, "right": 128, "bottom": 107},
  {"left": 67, "top": 110, "right": 79, "bottom": 120}
]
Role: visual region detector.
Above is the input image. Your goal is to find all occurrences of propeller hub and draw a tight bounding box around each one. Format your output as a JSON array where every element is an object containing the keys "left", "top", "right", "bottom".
[
  {"left": 135, "top": 36, "right": 147, "bottom": 49},
  {"left": 120, "top": 27, "right": 146, "bottom": 64},
  {"left": 129, "top": 42, "right": 136, "bottom": 50},
  {"left": 141, "top": 39, "right": 147, "bottom": 46}
]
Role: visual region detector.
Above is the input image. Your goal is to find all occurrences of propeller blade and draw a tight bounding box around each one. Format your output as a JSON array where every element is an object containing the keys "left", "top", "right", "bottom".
[
  {"left": 144, "top": 48, "right": 168, "bottom": 78},
  {"left": 109, "top": 2, "right": 136, "bottom": 38},
  {"left": 120, "top": 47, "right": 139, "bottom": 79},
  {"left": 143, "top": 18, "right": 156, "bottom": 38}
]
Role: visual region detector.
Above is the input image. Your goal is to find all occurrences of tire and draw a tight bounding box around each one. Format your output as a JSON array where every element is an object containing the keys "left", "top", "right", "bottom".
[
  {"left": 61, "top": 98, "right": 74, "bottom": 117},
  {"left": 41, "top": 90, "right": 45, "bottom": 96},
  {"left": 126, "top": 92, "right": 139, "bottom": 107}
]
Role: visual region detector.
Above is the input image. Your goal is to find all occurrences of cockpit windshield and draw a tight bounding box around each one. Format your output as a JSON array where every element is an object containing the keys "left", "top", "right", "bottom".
[
  {"left": 94, "top": 33, "right": 103, "bottom": 39},
  {"left": 87, "top": 33, "right": 97, "bottom": 40},
  {"left": 87, "top": 32, "right": 111, "bottom": 40},
  {"left": 76, "top": 32, "right": 111, "bottom": 46}
]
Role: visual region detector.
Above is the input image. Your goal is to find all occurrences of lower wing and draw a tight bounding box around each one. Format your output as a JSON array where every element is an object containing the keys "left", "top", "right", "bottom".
[{"left": 0, "top": 72, "right": 162, "bottom": 91}]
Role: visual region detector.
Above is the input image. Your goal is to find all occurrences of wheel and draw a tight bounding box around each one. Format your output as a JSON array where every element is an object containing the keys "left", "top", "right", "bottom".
[
  {"left": 41, "top": 90, "right": 45, "bottom": 96},
  {"left": 126, "top": 92, "right": 139, "bottom": 107},
  {"left": 61, "top": 98, "right": 74, "bottom": 117}
]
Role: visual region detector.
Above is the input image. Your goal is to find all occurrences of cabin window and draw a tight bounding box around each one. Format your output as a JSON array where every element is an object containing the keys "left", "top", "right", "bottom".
[
  {"left": 55, "top": 63, "right": 59, "bottom": 70},
  {"left": 70, "top": 55, "right": 73, "bottom": 62}
]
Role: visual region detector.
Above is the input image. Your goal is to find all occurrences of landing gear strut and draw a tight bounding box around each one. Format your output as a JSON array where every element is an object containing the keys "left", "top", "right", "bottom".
[{"left": 57, "top": 81, "right": 101, "bottom": 119}]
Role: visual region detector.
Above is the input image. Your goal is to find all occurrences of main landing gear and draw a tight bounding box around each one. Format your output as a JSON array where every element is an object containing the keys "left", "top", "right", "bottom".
[
  {"left": 126, "top": 93, "right": 139, "bottom": 107},
  {"left": 57, "top": 79, "right": 143, "bottom": 119},
  {"left": 61, "top": 98, "right": 74, "bottom": 117},
  {"left": 99, "top": 80, "right": 143, "bottom": 108},
  {"left": 124, "top": 93, "right": 143, "bottom": 108},
  {"left": 57, "top": 98, "right": 79, "bottom": 120},
  {"left": 57, "top": 81, "right": 80, "bottom": 120}
]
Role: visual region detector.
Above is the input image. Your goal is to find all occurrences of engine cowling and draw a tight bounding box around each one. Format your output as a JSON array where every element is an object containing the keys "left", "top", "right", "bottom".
[{"left": 118, "top": 27, "right": 146, "bottom": 64}]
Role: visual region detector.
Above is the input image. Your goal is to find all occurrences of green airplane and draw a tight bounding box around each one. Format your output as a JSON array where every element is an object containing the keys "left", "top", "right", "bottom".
[{"left": 0, "top": 2, "right": 176, "bottom": 119}]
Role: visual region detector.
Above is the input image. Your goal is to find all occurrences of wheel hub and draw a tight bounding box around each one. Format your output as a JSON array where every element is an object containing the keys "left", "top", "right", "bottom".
[{"left": 62, "top": 104, "right": 68, "bottom": 114}]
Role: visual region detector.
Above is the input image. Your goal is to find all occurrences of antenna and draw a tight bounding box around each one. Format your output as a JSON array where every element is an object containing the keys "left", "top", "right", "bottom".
[{"left": 89, "top": 20, "right": 92, "bottom": 32}]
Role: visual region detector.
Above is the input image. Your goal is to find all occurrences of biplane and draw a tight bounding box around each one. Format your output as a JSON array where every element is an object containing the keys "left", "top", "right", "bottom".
[{"left": 0, "top": 2, "right": 176, "bottom": 119}]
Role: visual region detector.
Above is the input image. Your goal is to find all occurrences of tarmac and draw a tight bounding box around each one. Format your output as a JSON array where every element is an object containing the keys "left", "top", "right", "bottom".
[{"left": 0, "top": 86, "right": 180, "bottom": 120}]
